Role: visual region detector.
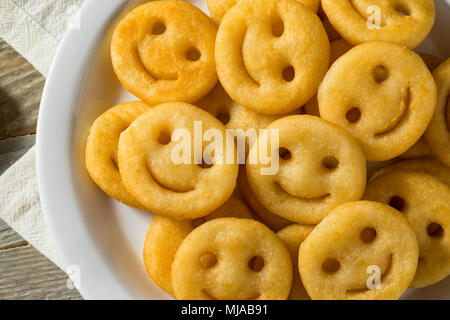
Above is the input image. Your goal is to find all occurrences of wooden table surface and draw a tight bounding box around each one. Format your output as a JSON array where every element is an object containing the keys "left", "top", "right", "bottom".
[{"left": 0, "top": 38, "right": 82, "bottom": 300}]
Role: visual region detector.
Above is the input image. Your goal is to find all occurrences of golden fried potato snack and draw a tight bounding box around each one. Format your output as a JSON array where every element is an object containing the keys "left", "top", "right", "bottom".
[
  {"left": 299, "top": 201, "right": 419, "bottom": 300},
  {"left": 247, "top": 115, "right": 366, "bottom": 224},
  {"left": 364, "top": 170, "right": 450, "bottom": 288},
  {"left": 172, "top": 218, "right": 292, "bottom": 300},
  {"left": 144, "top": 217, "right": 192, "bottom": 296},
  {"left": 118, "top": 102, "right": 238, "bottom": 219},
  {"left": 277, "top": 224, "right": 314, "bottom": 300},
  {"left": 319, "top": 41, "right": 437, "bottom": 161},
  {"left": 111, "top": 0, "right": 218, "bottom": 105},
  {"left": 85, "top": 101, "right": 150, "bottom": 209},
  {"left": 216, "top": 0, "right": 329, "bottom": 114}
]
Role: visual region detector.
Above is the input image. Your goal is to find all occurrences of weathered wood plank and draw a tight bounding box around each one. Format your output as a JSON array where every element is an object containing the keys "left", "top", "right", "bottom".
[
  {"left": 0, "top": 134, "right": 35, "bottom": 175},
  {"left": 0, "top": 218, "right": 27, "bottom": 250},
  {"left": 0, "top": 38, "right": 45, "bottom": 140},
  {"left": 0, "top": 245, "right": 82, "bottom": 300}
]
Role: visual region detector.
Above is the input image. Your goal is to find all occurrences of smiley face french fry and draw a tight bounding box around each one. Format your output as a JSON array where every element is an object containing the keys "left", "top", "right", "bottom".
[
  {"left": 299, "top": 201, "right": 419, "bottom": 300},
  {"left": 111, "top": 0, "right": 218, "bottom": 105},
  {"left": 171, "top": 218, "right": 293, "bottom": 300},
  {"left": 118, "top": 102, "right": 238, "bottom": 219},
  {"left": 246, "top": 115, "right": 366, "bottom": 224},
  {"left": 215, "top": 0, "right": 329, "bottom": 114},
  {"left": 364, "top": 170, "right": 450, "bottom": 288},
  {"left": 318, "top": 41, "right": 437, "bottom": 161}
]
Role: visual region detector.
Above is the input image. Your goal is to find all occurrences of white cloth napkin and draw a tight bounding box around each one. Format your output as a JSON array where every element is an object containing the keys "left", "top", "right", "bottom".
[{"left": 0, "top": 0, "right": 85, "bottom": 270}]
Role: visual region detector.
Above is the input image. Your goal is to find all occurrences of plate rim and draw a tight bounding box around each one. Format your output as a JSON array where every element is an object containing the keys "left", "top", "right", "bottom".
[{"left": 36, "top": 0, "right": 135, "bottom": 300}]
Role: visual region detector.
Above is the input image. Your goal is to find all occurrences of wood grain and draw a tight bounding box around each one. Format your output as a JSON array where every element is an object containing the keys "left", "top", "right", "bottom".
[
  {"left": 0, "top": 245, "right": 82, "bottom": 300},
  {"left": 0, "top": 39, "right": 44, "bottom": 140},
  {"left": 0, "top": 218, "right": 27, "bottom": 250},
  {"left": 0, "top": 38, "right": 82, "bottom": 300},
  {"left": 0, "top": 134, "right": 35, "bottom": 175}
]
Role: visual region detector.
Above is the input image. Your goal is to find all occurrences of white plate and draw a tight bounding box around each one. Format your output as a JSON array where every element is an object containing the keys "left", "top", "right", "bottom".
[{"left": 37, "top": 0, "right": 450, "bottom": 299}]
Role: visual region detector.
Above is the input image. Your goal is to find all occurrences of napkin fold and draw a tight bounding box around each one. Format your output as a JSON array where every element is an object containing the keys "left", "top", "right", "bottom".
[{"left": 0, "top": 0, "right": 85, "bottom": 270}]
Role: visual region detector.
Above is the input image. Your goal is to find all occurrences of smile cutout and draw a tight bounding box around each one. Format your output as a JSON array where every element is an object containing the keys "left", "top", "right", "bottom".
[
  {"left": 137, "top": 49, "right": 179, "bottom": 82},
  {"left": 274, "top": 181, "right": 331, "bottom": 202},
  {"left": 374, "top": 87, "right": 410, "bottom": 137},
  {"left": 146, "top": 161, "right": 195, "bottom": 193},
  {"left": 239, "top": 28, "right": 260, "bottom": 87}
]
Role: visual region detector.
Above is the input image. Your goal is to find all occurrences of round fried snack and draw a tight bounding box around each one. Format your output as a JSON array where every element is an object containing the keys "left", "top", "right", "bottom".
[
  {"left": 207, "top": 0, "right": 320, "bottom": 24},
  {"left": 370, "top": 157, "right": 450, "bottom": 187},
  {"left": 425, "top": 59, "right": 450, "bottom": 167},
  {"left": 216, "top": 0, "right": 329, "bottom": 115},
  {"left": 318, "top": 41, "right": 437, "bottom": 162},
  {"left": 111, "top": 1, "right": 218, "bottom": 105},
  {"left": 237, "top": 166, "right": 292, "bottom": 232},
  {"left": 85, "top": 101, "right": 150, "bottom": 209},
  {"left": 197, "top": 84, "right": 302, "bottom": 159},
  {"left": 321, "top": 0, "right": 435, "bottom": 49},
  {"left": 171, "top": 218, "right": 292, "bottom": 300},
  {"left": 364, "top": 170, "right": 450, "bottom": 288},
  {"left": 118, "top": 102, "right": 238, "bottom": 219},
  {"left": 277, "top": 224, "right": 314, "bottom": 300},
  {"left": 247, "top": 115, "right": 366, "bottom": 225},
  {"left": 299, "top": 201, "right": 419, "bottom": 300},
  {"left": 143, "top": 194, "right": 253, "bottom": 296},
  {"left": 303, "top": 39, "right": 354, "bottom": 117},
  {"left": 144, "top": 217, "right": 191, "bottom": 296}
]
